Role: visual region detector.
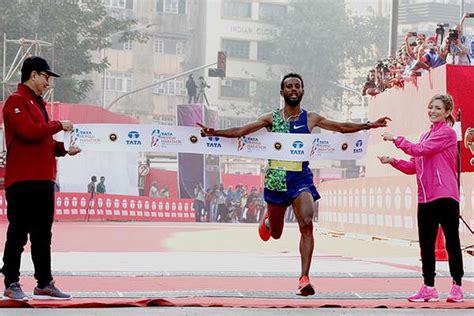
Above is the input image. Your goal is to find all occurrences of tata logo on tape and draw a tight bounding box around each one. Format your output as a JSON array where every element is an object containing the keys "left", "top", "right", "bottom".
[
  {"left": 126, "top": 130, "right": 141, "bottom": 145},
  {"left": 206, "top": 136, "right": 221, "bottom": 148},
  {"left": 353, "top": 139, "right": 363, "bottom": 153},
  {"left": 290, "top": 140, "right": 304, "bottom": 155}
]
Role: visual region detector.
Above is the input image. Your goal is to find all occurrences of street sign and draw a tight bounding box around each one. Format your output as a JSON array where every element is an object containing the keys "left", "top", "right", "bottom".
[{"left": 138, "top": 163, "right": 150, "bottom": 176}]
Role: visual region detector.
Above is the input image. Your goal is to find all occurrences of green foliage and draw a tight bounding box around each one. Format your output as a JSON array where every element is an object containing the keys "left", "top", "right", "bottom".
[
  {"left": 254, "top": 0, "right": 389, "bottom": 113},
  {"left": 0, "top": 0, "right": 149, "bottom": 102}
]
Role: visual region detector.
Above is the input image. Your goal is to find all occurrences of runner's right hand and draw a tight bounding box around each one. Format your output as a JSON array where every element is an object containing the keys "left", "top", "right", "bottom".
[{"left": 196, "top": 122, "right": 216, "bottom": 137}]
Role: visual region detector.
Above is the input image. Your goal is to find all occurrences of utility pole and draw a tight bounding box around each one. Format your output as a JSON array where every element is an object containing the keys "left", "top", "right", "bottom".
[{"left": 388, "top": 0, "right": 399, "bottom": 57}]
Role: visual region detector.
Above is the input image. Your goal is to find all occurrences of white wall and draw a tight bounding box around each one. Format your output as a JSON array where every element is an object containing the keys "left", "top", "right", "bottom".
[{"left": 57, "top": 151, "right": 139, "bottom": 195}]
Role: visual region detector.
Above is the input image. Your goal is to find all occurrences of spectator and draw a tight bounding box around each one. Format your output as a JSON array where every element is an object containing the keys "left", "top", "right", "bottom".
[
  {"left": 185, "top": 74, "right": 197, "bottom": 104},
  {"left": 196, "top": 76, "right": 210, "bottom": 106},
  {"left": 405, "top": 32, "right": 426, "bottom": 60},
  {"left": 418, "top": 36, "right": 445, "bottom": 69},
  {"left": 96, "top": 176, "right": 106, "bottom": 194},
  {"left": 87, "top": 176, "right": 97, "bottom": 199},
  {"left": 361, "top": 69, "right": 379, "bottom": 96},
  {"left": 149, "top": 181, "right": 160, "bottom": 198},
  {"left": 441, "top": 29, "right": 470, "bottom": 65},
  {"left": 215, "top": 185, "right": 227, "bottom": 222},
  {"left": 204, "top": 188, "right": 214, "bottom": 222},
  {"left": 160, "top": 185, "right": 170, "bottom": 198},
  {"left": 225, "top": 186, "right": 234, "bottom": 208},
  {"left": 193, "top": 183, "right": 205, "bottom": 222}
]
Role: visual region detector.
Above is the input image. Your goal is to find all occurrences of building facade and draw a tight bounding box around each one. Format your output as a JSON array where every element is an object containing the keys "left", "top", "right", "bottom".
[
  {"left": 86, "top": 0, "right": 201, "bottom": 124},
  {"left": 197, "top": 0, "right": 289, "bottom": 128}
]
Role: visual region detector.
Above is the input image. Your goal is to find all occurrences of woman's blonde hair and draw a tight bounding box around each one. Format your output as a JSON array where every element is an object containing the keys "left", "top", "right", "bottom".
[{"left": 428, "top": 94, "right": 456, "bottom": 126}]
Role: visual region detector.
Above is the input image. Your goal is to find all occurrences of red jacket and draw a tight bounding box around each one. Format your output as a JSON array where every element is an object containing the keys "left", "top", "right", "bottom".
[{"left": 3, "top": 83, "right": 67, "bottom": 188}]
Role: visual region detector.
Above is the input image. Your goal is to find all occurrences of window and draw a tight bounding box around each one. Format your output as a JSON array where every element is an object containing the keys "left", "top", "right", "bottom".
[
  {"left": 154, "top": 38, "right": 185, "bottom": 55},
  {"left": 110, "top": 37, "right": 133, "bottom": 51},
  {"left": 156, "top": 0, "right": 186, "bottom": 14},
  {"left": 153, "top": 115, "right": 176, "bottom": 125},
  {"left": 176, "top": 41, "right": 185, "bottom": 55},
  {"left": 223, "top": 0, "right": 251, "bottom": 18},
  {"left": 257, "top": 42, "right": 273, "bottom": 61},
  {"left": 123, "top": 40, "right": 133, "bottom": 51},
  {"left": 103, "top": 0, "right": 125, "bottom": 8},
  {"left": 220, "top": 118, "right": 232, "bottom": 129},
  {"left": 222, "top": 39, "right": 250, "bottom": 59},
  {"left": 153, "top": 75, "right": 187, "bottom": 96},
  {"left": 154, "top": 39, "right": 164, "bottom": 53},
  {"left": 221, "top": 79, "right": 250, "bottom": 99},
  {"left": 259, "top": 3, "right": 286, "bottom": 19},
  {"left": 105, "top": 72, "right": 132, "bottom": 92},
  {"left": 103, "top": 0, "right": 133, "bottom": 9}
]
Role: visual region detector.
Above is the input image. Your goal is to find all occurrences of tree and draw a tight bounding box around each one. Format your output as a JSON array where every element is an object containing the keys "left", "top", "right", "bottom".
[
  {"left": 252, "top": 0, "right": 389, "bottom": 113},
  {"left": 0, "top": 0, "right": 149, "bottom": 102}
]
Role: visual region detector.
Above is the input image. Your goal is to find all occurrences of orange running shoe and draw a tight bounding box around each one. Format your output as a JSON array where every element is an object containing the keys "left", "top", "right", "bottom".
[
  {"left": 297, "top": 276, "right": 315, "bottom": 296},
  {"left": 258, "top": 212, "right": 271, "bottom": 241}
]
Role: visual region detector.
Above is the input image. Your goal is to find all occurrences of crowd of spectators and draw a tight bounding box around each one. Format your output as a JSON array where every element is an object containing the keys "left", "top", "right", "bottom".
[
  {"left": 362, "top": 13, "right": 473, "bottom": 96},
  {"left": 193, "top": 183, "right": 266, "bottom": 223}
]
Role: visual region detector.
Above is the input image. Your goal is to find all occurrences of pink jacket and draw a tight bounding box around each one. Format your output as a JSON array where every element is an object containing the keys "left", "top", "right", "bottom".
[{"left": 390, "top": 121, "right": 459, "bottom": 203}]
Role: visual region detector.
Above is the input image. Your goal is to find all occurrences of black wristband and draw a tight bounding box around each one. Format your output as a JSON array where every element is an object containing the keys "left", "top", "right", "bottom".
[{"left": 364, "top": 121, "right": 371, "bottom": 130}]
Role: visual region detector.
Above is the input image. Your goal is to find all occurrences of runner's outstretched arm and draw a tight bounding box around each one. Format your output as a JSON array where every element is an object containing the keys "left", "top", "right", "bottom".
[
  {"left": 309, "top": 113, "right": 391, "bottom": 133},
  {"left": 197, "top": 113, "right": 272, "bottom": 138}
]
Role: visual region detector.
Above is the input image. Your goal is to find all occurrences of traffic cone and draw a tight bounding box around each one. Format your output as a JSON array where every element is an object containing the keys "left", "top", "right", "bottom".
[{"left": 435, "top": 226, "right": 448, "bottom": 261}]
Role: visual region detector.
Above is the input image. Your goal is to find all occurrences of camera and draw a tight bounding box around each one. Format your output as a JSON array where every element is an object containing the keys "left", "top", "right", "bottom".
[
  {"left": 375, "top": 59, "right": 389, "bottom": 73},
  {"left": 435, "top": 23, "right": 449, "bottom": 35},
  {"left": 447, "top": 29, "right": 459, "bottom": 41}
]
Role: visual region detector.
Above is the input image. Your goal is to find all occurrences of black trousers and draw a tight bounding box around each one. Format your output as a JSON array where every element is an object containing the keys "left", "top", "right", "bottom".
[
  {"left": 418, "top": 198, "right": 464, "bottom": 286},
  {"left": 2, "top": 180, "right": 55, "bottom": 288}
]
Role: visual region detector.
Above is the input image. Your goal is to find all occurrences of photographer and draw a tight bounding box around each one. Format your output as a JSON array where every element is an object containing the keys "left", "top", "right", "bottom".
[
  {"left": 417, "top": 36, "right": 445, "bottom": 69},
  {"left": 361, "top": 69, "right": 379, "bottom": 96},
  {"left": 441, "top": 30, "right": 470, "bottom": 65},
  {"left": 405, "top": 32, "right": 426, "bottom": 60},
  {"left": 441, "top": 14, "right": 472, "bottom": 65}
]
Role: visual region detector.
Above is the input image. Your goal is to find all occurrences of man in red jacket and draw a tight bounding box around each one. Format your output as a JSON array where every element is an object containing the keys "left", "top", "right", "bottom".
[{"left": 1, "top": 56, "right": 80, "bottom": 301}]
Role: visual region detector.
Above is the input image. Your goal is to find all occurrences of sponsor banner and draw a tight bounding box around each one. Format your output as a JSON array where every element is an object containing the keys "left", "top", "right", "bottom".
[
  {"left": 0, "top": 192, "right": 195, "bottom": 222},
  {"left": 65, "top": 124, "right": 369, "bottom": 161}
]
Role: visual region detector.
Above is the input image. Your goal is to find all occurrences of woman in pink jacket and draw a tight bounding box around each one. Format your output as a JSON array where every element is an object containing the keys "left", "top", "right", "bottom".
[{"left": 379, "top": 94, "right": 464, "bottom": 303}]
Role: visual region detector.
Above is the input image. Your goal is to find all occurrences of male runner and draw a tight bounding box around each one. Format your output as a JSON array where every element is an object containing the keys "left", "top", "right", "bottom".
[{"left": 198, "top": 73, "right": 390, "bottom": 295}]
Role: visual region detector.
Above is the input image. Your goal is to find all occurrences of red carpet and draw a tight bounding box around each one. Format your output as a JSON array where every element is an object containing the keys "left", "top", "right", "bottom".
[{"left": 0, "top": 297, "right": 472, "bottom": 309}]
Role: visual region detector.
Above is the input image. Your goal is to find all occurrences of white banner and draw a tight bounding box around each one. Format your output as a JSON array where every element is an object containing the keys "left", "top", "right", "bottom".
[{"left": 65, "top": 124, "right": 369, "bottom": 161}]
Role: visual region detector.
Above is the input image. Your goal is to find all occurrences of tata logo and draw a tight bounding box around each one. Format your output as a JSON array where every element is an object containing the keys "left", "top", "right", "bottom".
[
  {"left": 127, "top": 130, "right": 142, "bottom": 145},
  {"left": 206, "top": 136, "right": 221, "bottom": 148},
  {"left": 353, "top": 139, "right": 363, "bottom": 153},
  {"left": 128, "top": 131, "right": 140, "bottom": 139},
  {"left": 290, "top": 140, "right": 304, "bottom": 155}
]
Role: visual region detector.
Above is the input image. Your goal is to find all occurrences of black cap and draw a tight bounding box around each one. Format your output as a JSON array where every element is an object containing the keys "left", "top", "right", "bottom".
[{"left": 21, "top": 56, "right": 60, "bottom": 78}]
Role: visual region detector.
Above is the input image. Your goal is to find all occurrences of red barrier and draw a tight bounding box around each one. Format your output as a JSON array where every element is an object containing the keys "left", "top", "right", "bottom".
[{"left": 0, "top": 192, "right": 195, "bottom": 222}]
